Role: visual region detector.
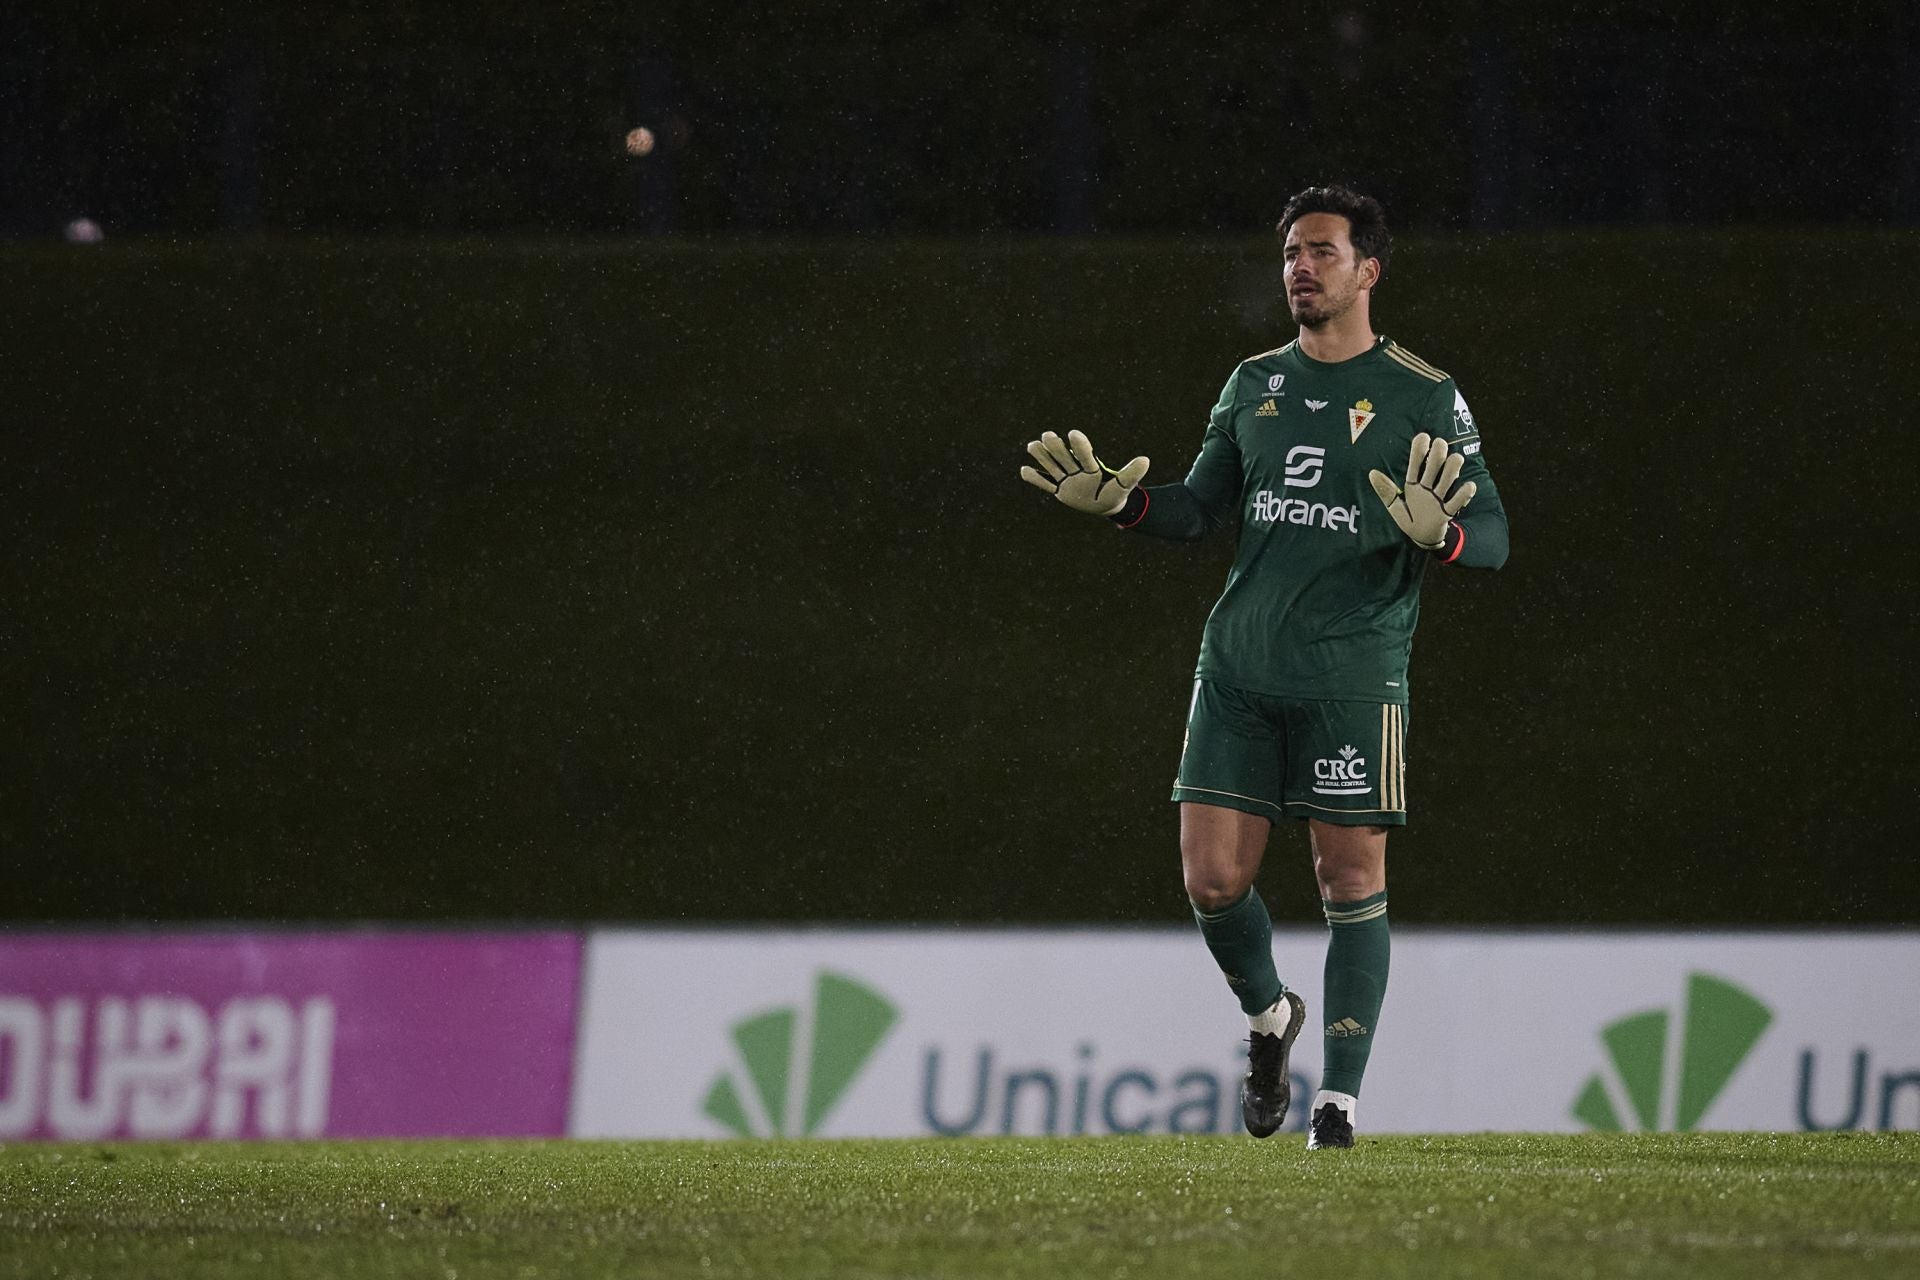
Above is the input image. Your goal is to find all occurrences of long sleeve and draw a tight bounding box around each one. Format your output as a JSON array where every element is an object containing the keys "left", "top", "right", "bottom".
[
  {"left": 1424, "top": 380, "right": 1509, "bottom": 571},
  {"left": 1440, "top": 480, "right": 1508, "bottom": 569}
]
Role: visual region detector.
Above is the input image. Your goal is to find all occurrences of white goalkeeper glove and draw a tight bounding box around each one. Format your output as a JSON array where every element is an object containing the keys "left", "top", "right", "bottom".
[
  {"left": 1367, "top": 433, "right": 1477, "bottom": 550},
  {"left": 1019, "top": 429, "right": 1150, "bottom": 517}
]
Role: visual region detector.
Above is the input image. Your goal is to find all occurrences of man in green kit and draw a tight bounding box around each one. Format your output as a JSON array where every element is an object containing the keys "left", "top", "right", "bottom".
[{"left": 1019, "top": 186, "right": 1508, "bottom": 1149}]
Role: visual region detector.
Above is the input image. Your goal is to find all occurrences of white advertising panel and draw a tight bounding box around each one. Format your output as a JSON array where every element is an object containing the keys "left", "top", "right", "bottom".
[{"left": 570, "top": 930, "right": 1920, "bottom": 1138}]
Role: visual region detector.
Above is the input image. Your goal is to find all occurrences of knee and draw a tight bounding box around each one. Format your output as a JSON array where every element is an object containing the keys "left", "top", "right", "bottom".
[
  {"left": 1309, "top": 824, "right": 1388, "bottom": 902},
  {"left": 1183, "top": 865, "right": 1252, "bottom": 914},
  {"left": 1313, "top": 857, "right": 1386, "bottom": 903},
  {"left": 1315, "top": 866, "right": 1383, "bottom": 903},
  {"left": 1180, "top": 804, "right": 1268, "bottom": 912}
]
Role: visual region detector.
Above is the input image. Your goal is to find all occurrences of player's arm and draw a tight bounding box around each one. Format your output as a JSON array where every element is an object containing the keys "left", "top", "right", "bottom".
[
  {"left": 1018, "top": 372, "right": 1244, "bottom": 542},
  {"left": 1368, "top": 380, "right": 1508, "bottom": 569}
]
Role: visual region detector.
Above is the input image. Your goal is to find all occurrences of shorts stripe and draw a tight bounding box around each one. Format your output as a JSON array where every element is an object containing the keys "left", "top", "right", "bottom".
[
  {"left": 1382, "top": 702, "right": 1397, "bottom": 809},
  {"left": 1396, "top": 704, "right": 1407, "bottom": 811},
  {"left": 1378, "top": 704, "right": 1406, "bottom": 813},
  {"left": 1392, "top": 704, "right": 1401, "bottom": 811},
  {"left": 1379, "top": 705, "right": 1394, "bottom": 812}
]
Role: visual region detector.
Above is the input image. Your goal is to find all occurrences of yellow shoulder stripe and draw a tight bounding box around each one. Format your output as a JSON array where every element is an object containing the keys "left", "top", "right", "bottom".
[
  {"left": 1248, "top": 341, "right": 1296, "bottom": 361},
  {"left": 1387, "top": 341, "right": 1445, "bottom": 375},
  {"left": 1385, "top": 343, "right": 1447, "bottom": 382}
]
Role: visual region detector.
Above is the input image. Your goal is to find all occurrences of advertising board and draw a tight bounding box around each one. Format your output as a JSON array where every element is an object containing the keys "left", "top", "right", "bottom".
[
  {"left": 0, "top": 932, "right": 580, "bottom": 1139},
  {"left": 571, "top": 929, "right": 1920, "bottom": 1138}
]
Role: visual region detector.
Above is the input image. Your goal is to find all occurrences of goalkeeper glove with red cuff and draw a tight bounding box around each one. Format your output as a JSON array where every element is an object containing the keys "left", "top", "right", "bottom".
[{"left": 1368, "top": 433, "right": 1476, "bottom": 554}]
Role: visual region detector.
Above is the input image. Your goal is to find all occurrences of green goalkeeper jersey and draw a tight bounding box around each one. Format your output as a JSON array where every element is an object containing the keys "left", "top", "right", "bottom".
[{"left": 1120, "top": 335, "right": 1508, "bottom": 703}]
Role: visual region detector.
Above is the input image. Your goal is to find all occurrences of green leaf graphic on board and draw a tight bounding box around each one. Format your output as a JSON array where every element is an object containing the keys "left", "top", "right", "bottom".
[
  {"left": 1675, "top": 974, "right": 1773, "bottom": 1131},
  {"left": 702, "top": 972, "right": 898, "bottom": 1137},
  {"left": 702, "top": 1075, "right": 753, "bottom": 1138},
  {"left": 1573, "top": 973, "right": 1772, "bottom": 1131},
  {"left": 1570, "top": 1074, "right": 1621, "bottom": 1132},
  {"left": 733, "top": 1008, "right": 796, "bottom": 1136},
  {"left": 1602, "top": 1010, "right": 1668, "bottom": 1130},
  {"left": 803, "top": 973, "right": 899, "bottom": 1135}
]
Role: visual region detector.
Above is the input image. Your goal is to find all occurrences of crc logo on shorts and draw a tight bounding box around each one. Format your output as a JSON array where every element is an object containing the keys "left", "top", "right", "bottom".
[{"left": 1312, "top": 745, "right": 1370, "bottom": 796}]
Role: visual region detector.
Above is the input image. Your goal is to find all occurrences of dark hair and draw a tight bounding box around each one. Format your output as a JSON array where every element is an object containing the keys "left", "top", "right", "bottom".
[{"left": 1276, "top": 186, "right": 1391, "bottom": 285}]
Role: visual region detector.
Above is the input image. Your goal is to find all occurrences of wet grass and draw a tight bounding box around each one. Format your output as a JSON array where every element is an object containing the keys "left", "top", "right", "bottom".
[{"left": 2, "top": 1132, "right": 1916, "bottom": 1278}]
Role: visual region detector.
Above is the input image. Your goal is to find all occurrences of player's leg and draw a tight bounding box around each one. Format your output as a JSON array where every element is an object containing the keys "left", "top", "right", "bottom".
[
  {"left": 1180, "top": 801, "right": 1281, "bottom": 1008},
  {"left": 1183, "top": 801, "right": 1308, "bottom": 1137},
  {"left": 1171, "top": 680, "right": 1307, "bottom": 1137},
  {"left": 1278, "top": 699, "right": 1407, "bottom": 1148},
  {"left": 1306, "top": 818, "right": 1390, "bottom": 1149}
]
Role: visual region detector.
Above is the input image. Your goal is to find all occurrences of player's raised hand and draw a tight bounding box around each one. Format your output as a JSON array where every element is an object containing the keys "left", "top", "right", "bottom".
[
  {"left": 1020, "top": 430, "right": 1149, "bottom": 517},
  {"left": 1368, "top": 433, "right": 1476, "bottom": 550}
]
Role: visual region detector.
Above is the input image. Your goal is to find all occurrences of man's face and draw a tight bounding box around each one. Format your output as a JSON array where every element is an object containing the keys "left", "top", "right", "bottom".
[{"left": 1283, "top": 212, "right": 1377, "bottom": 328}]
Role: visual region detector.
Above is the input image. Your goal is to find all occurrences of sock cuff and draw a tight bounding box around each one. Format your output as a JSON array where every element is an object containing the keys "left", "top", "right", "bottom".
[
  {"left": 1322, "top": 890, "right": 1388, "bottom": 925},
  {"left": 1248, "top": 993, "right": 1296, "bottom": 1035},
  {"left": 1311, "top": 1088, "right": 1360, "bottom": 1118}
]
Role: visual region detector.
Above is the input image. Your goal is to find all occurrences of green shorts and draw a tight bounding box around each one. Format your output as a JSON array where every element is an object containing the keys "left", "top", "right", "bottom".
[{"left": 1171, "top": 678, "right": 1409, "bottom": 825}]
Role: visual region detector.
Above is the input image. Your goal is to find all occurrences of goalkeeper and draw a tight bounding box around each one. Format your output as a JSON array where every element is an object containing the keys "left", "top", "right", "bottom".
[{"left": 1019, "top": 186, "right": 1508, "bottom": 1150}]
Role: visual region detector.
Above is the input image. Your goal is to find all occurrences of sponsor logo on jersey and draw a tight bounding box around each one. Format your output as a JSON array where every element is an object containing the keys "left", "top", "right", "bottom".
[
  {"left": 1305, "top": 399, "right": 1328, "bottom": 412},
  {"left": 1248, "top": 491, "right": 1358, "bottom": 532},
  {"left": 1282, "top": 445, "right": 1324, "bottom": 487},
  {"left": 1267, "top": 373, "right": 1286, "bottom": 393},
  {"left": 1348, "top": 398, "right": 1375, "bottom": 444},
  {"left": 1251, "top": 491, "right": 1359, "bottom": 529},
  {"left": 1250, "top": 446, "right": 1358, "bottom": 532},
  {"left": 1254, "top": 398, "right": 1279, "bottom": 417},
  {"left": 1312, "top": 744, "right": 1370, "bottom": 796},
  {"left": 1452, "top": 388, "right": 1477, "bottom": 437}
]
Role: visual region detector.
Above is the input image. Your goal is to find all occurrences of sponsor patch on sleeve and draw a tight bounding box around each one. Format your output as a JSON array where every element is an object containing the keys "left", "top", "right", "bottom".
[
  {"left": 1443, "top": 387, "right": 1474, "bottom": 443},
  {"left": 1451, "top": 388, "right": 1479, "bottom": 440}
]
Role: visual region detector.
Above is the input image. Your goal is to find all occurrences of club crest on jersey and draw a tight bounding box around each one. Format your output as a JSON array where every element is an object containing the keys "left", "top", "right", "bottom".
[
  {"left": 1267, "top": 374, "right": 1285, "bottom": 393},
  {"left": 1255, "top": 398, "right": 1279, "bottom": 417},
  {"left": 1348, "top": 398, "right": 1375, "bottom": 443}
]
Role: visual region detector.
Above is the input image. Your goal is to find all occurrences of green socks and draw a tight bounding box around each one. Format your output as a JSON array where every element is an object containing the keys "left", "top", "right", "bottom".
[
  {"left": 1192, "top": 889, "right": 1286, "bottom": 1015},
  {"left": 1320, "top": 891, "right": 1390, "bottom": 1096},
  {"left": 1192, "top": 883, "right": 1390, "bottom": 1094}
]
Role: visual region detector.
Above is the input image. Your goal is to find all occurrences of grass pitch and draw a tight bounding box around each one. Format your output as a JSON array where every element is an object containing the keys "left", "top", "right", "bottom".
[{"left": 1, "top": 1133, "right": 1915, "bottom": 1279}]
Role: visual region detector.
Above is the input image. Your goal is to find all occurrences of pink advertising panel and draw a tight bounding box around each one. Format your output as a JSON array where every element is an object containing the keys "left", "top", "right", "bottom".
[{"left": 0, "top": 932, "right": 581, "bottom": 1140}]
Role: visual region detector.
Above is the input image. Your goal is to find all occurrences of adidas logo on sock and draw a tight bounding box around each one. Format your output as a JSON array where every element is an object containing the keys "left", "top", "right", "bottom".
[{"left": 1326, "top": 1017, "right": 1369, "bottom": 1038}]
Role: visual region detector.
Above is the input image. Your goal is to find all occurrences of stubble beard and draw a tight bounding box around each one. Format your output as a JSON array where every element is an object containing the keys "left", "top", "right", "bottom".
[{"left": 1291, "top": 284, "right": 1355, "bottom": 330}]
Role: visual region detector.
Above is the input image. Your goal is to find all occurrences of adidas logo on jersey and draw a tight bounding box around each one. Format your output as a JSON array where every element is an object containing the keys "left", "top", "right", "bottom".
[{"left": 1255, "top": 398, "right": 1279, "bottom": 417}]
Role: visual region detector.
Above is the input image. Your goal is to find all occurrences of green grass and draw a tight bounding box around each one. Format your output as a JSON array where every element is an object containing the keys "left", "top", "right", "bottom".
[{"left": 2, "top": 1134, "right": 1915, "bottom": 1279}]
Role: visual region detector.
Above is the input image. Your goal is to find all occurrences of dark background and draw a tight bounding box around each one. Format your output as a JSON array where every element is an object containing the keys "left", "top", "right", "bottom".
[
  {"left": 5, "top": 3, "right": 1917, "bottom": 238},
  {"left": 4, "top": 3, "right": 1917, "bottom": 927}
]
